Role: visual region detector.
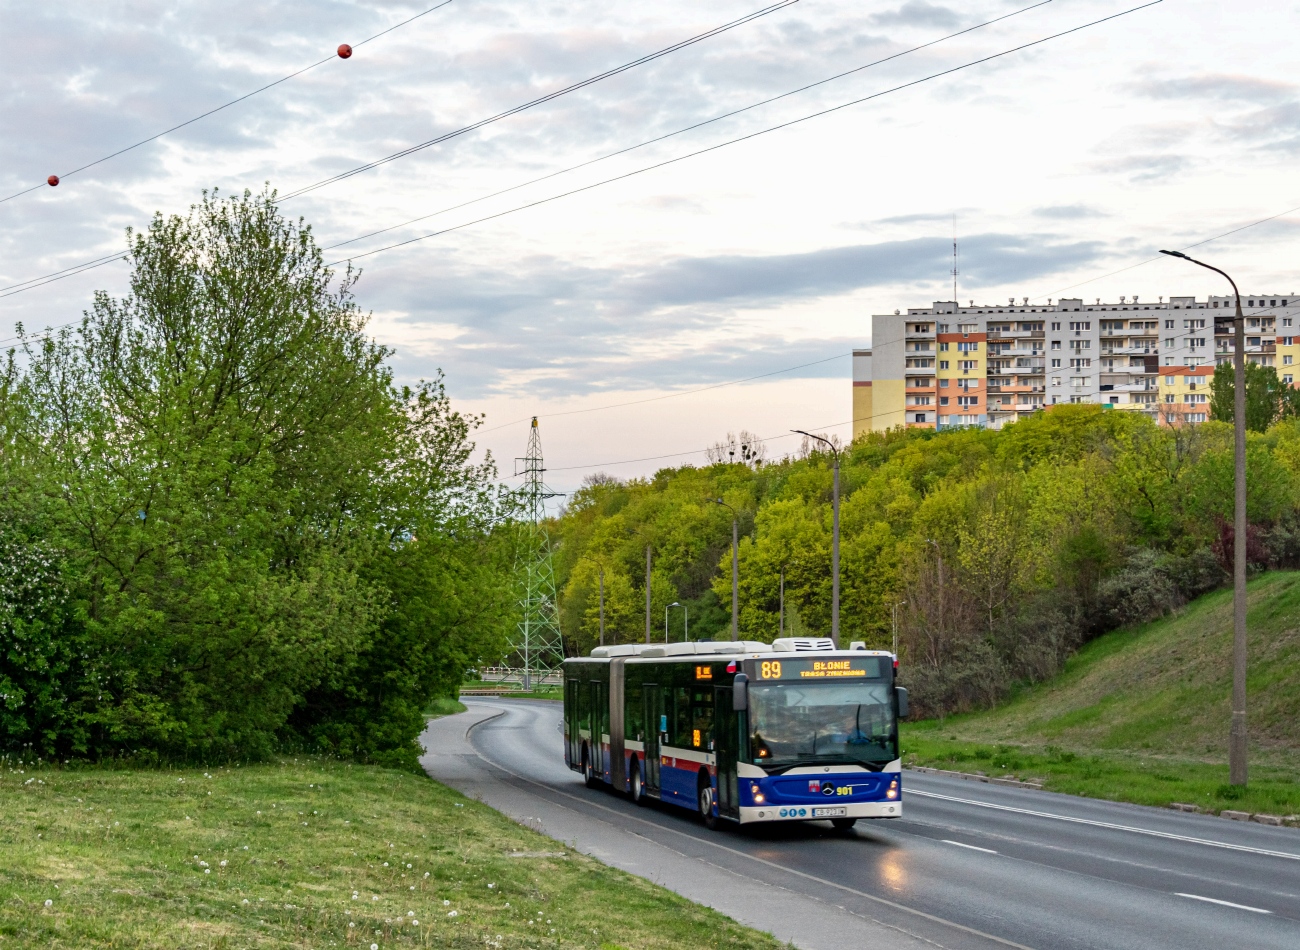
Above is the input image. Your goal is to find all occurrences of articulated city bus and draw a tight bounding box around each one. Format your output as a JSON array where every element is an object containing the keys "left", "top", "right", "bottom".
[{"left": 562, "top": 637, "right": 907, "bottom": 829}]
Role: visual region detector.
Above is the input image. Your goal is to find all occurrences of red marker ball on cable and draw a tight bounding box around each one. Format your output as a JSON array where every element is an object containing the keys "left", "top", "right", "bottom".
[
  {"left": 337, "top": 43, "right": 352, "bottom": 59},
  {"left": 47, "top": 175, "right": 59, "bottom": 187}
]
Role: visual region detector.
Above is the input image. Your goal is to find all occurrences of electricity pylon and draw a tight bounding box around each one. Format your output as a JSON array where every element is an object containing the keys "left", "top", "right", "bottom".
[{"left": 508, "top": 417, "right": 565, "bottom": 689}]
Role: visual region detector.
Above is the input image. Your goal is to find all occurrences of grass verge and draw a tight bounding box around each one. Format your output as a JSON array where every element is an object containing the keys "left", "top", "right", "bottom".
[
  {"left": 902, "top": 731, "right": 1300, "bottom": 818},
  {"left": 425, "top": 696, "right": 467, "bottom": 719},
  {"left": 0, "top": 757, "right": 787, "bottom": 949}
]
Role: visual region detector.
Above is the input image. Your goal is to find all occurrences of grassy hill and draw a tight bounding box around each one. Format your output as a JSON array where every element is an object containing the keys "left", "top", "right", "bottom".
[{"left": 903, "top": 571, "right": 1300, "bottom": 817}]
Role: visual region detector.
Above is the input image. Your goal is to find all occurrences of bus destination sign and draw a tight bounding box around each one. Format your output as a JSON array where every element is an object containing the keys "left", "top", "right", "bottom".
[{"left": 757, "top": 657, "right": 887, "bottom": 680}]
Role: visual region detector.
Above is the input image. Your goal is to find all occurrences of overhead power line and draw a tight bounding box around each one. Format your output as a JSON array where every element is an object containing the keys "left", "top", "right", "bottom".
[
  {"left": 277, "top": 0, "right": 803, "bottom": 201},
  {"left": 324, "top": 0, "right": 1053, "bottom": 257},
  {"left": 321, "top": 0, "right": 1163, "bottom": 268},
  {"left": 0, "top": 0, "right": 456, "bottom": 206},
  {"left": 2, "top": 0, "right": 1039, "bottom": 300}
]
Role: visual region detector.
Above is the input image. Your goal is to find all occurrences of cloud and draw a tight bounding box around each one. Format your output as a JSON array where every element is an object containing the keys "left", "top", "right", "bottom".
[
  {"left": 869, "top": 2, "right": 962, "bottom": 30},
  {"left": 358, "top": 230, "right": 1110, "bottom": 399},
  {"left": 1033, "top": 204, "right": 1107, "bottom": 220},
  {"left": 1133, "top": 74, "right": 1294, "bottom": 104}
]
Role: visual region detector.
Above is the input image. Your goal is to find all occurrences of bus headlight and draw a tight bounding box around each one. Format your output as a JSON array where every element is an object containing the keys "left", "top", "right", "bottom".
[
  {"left": 887, "top": 779, "right": 899, "bottom": 800},
  {"left": 750, "top": 784, "right": 764, "bottom": 804}
]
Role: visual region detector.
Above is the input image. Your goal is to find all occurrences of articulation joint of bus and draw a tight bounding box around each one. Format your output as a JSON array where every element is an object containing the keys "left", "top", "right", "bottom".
[{"left": 562, "top": 637, "right": 907, "bottom": 830}]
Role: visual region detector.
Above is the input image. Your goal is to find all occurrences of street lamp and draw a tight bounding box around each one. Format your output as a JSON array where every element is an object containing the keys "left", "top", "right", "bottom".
[
  {"left": 665, "top": 601, "right": 688, "bottom": 643},
  {"left": 712, "top": 498, "right": 740, "bottom": 641},
  {"left": 891, "top": 600, "right": 907, "bottom": 657},
  {"left": 794, "top": 430, "right": 841, "bottom": 647},
  {"left": 1160, "top": 248, "right": 1248, "bottom": 787}
]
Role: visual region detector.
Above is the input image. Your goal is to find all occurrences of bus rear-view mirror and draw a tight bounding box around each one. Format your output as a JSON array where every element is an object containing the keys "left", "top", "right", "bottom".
[
  {"left": 733, "top": 673, "right": 748, "bottom": 711},
  {"left": 895, "top": 686, "right": 909, "bottom": 719}
]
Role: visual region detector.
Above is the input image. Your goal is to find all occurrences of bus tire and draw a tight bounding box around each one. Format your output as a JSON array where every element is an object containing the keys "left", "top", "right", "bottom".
[
  {"left": 630, "top": 760, "right": 646, "bottom": 805},
  {"left": 831, "top": 817, "right": 858, "bottom": 831},
  {"left": 582, "top": 747, "right": 599, "bottom": 789},
  {"left": 697, "top": 773, "right": 718, "bottom": 831}
]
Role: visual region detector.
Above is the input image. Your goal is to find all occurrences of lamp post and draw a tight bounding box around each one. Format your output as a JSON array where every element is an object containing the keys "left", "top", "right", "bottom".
[
  {"left": 712, "top": 499, "right": 740, "bottom": 641},
  {"left": 779, "top": 564, "right": 786, "bottom": 637},
  {"left": 794, "top": 430, "right": 841, "bottom": 647},
  {"left": 599, "top": 566, "right": 605, "bottom": 647},
  {"left": 1160, "top": 248, "right": 1248, "bottom": 787},
  {"left": 892, "top": 600, "right": 906, "bottom": 657},
  {"left": 665, "top": 601, "right": 688, "bottom": 642}
]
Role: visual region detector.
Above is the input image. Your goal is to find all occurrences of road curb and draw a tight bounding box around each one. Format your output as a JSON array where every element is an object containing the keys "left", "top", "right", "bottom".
[{"left": 906, "top": 765, "right": 1043, "bottom": 790}]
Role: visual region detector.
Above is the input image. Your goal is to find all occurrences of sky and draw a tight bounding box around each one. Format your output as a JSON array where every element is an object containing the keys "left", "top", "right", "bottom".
[{"left": 4, "top": 0, "right": 1300, "bottom": 498}]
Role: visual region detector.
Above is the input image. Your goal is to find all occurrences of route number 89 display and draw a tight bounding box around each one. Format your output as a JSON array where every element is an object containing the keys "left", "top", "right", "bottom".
[{"left": 760, "top": 660, "right": 782, "bottom": 679}]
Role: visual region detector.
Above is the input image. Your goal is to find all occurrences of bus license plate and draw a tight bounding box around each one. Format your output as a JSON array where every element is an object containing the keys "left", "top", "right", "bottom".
[{"left": 813, "top": 807, "right": 847, "bottom": 818}]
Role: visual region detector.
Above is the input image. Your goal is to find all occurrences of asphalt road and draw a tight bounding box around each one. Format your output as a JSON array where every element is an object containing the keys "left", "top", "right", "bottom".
[{"left": 421, "top": 699, "right": 1300, "bottom": 950}]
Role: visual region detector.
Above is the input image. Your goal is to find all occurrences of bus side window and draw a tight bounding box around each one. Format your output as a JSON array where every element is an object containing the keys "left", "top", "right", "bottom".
[
  {"left": 576, "top": 677, "right": 591, "bottom": 735},
  {"left": 673, "top": 687, "right": 692, "bottom": 748},
  {"left": 625, "top": 684, "right": 643, "bottom": 740},
  {"left": 692, "top": 689, "right": 714, "bottom": 749}
]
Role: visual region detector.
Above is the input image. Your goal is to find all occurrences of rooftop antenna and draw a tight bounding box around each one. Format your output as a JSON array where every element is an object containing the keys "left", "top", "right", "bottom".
[{"left": 951, "top": 214, "right": 959, "bottom": 306}]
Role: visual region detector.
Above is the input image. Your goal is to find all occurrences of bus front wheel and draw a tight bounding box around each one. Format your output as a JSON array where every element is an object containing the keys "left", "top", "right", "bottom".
[
  {"left": 831, "top": 817, "right": 858, "bottom": 831},
  {"left": 697, "top": 776, "right": 718, "bottom": 831}
]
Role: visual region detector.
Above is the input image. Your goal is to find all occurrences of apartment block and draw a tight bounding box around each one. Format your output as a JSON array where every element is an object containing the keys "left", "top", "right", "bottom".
[{"left": 853, "top": 293, "right": 1299, "bottom": 437}]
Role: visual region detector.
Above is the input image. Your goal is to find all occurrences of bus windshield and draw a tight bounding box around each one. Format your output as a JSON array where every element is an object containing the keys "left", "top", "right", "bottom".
[{"left": 749, "top": 681, "right": 897, "bottom": 770}]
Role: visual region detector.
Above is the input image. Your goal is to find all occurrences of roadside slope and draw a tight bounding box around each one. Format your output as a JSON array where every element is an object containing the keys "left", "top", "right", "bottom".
[{"left": 904, "top": 571, "right": 1300, "bottom": 816}]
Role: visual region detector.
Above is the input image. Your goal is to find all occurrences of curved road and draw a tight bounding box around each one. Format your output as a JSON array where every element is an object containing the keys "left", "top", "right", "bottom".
[{"left": 420, "top": 699, "right": 1300, "bottom": 950}]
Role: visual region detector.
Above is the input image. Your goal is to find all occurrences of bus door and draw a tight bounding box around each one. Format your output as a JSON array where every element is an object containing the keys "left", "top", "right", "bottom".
[
  {"left": 592, "top": 681, "right": 607, "bottom": 778},
  {"left": 644, "top": 684, "right": 662, "bottom": 793},
  {"left": 564, "top": 677, "right": 579, "bottom": 768},
  {"left": 713, "top": 686, "right": 738, "bottom": 817}
]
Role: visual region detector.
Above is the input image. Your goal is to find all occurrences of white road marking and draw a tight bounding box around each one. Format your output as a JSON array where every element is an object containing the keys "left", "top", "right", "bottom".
[
  {"left": 942, "top": 839, "right": 998, "bottom": 854},
  {"left": 907, "top": 789, "right": 1300, "bottom": 862},
  {"left": 1175, "top": 893, "right": 1271, "bottom": 914}
]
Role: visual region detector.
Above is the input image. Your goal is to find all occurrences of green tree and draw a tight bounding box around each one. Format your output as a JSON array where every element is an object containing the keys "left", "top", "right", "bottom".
[
  {"left": 1210, "top": 361, "right": 1289, "bottom": 432},
  {"left": 8, "top": 189, "right": 508, "bottom": 763}
]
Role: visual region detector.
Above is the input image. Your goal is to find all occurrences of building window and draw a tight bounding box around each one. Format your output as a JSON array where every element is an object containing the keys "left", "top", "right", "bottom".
[
  {"left": 1286, "top": 355, "right": 1294, "bottom": 366},
  {"left": 1051, "top": 322, "right": 1060, "bottom": 331},
  {"left": 957, "top": 341, "right": 979, "bottom": 353},
  {"left": 1164, "top": 394, "right": 1175, "bottom": 403},
  {"left": 1051, "top": 358, "right": 1061, "bottom": 368},
  {"left": 940, "top": 396, "right": 949, "bottom": 406},
  {"left": 1051, "top": 341, "right": 1061, "bottom": 350},
  {"left": 939, "top": 378, "right": 950, "bottom": 387},
  {"left": 1188, "top": 413, "right": 1207, "bottom": 423},
  {"left": 939, "top": 361, "right": 949, "bottom": 370},
  {"left": 1164, "top": 339, "right": 1174, "bottom": 348},
  {"left": 914, "top": 413, "right": 927, "bottom": 423},
  {"left": 1285, "top": 374, "right": 1294, "bottom": 384},
  {"left": 1285, "top": 318, "right": 1293, "bottom": 328},
  {"left": 1165, "top": 320, "right": 1174, "bottom": 329}
]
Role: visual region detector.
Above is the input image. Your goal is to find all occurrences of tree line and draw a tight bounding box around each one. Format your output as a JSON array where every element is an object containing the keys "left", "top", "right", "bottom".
[
  {"left": 0, "top": 190, "right": 513, "bottom": 767},
  {"left": 551, "top": 402, "right": 1300, "bottom": 717}
]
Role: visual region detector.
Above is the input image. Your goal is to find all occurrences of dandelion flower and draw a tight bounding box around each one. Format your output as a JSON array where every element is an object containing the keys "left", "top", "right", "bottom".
[
  {"left": 487, "top": 883, "right": 495, "bottom": 889},
  {"left": 407, "top": 911, "right": 415, "bottom": 917},
  {"left": 443, "top": 900, "right": 450, "bottom": 906},
  {"left": 412, "top": 920, "right": 419, "bottom": 926},
  {"left": 370, "top": 944, "right": 378, "bottom": 950},
  {"left": 383, "top": 862, "right": 389, "bottom": 867},
  {"left": 409, "top": 886, "right": 415, "bottom": 891},
  {"left": 423, "top": 872, "right": 429, "bottom": 879},
  {"left": 447, "top": 910, "right": 458, "bottom": 918},
  {"left": 204, "top": 869, "right": 210, "bottom": 874},
  {"left": 219, "top": 860, "right": 227, "bottom": 867},
  {"left": 43, "top": 900, "right": 52, "bottom": 907},
  {"left": 242, "top": 899, "right": 249, "bottom": 905}
]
